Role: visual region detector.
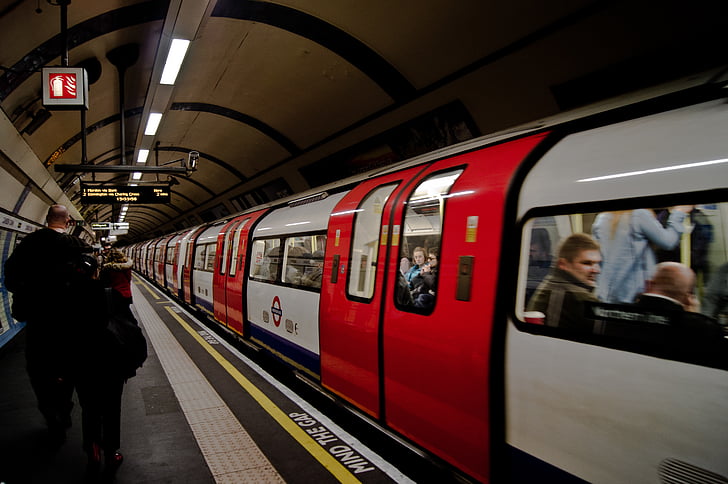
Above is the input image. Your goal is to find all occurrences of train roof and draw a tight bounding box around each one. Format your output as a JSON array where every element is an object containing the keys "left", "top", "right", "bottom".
[{"left": 140, "top": 67, "right": 728, "bottom": 239}]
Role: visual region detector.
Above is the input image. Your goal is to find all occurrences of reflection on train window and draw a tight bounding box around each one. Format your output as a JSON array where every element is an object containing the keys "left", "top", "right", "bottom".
[
  {"left": 517, "top": 202, "right": 728, "bottom": 369},
  {"left": 282, "top": 234, "right": 326, "bottom": 289},
  {"left": 194, "top": 243, "right": 216, "bottom": 272},
  {"left": 205, "top": 244, "right": 216, "bottom": 271},
  {"left": 250, "top": 239, "right": 281, "bottom": 281},
  {"left": 250, "top": 235, "right": 325, "bottom": 290},
  {"left": 220, "top": 221, "right": 239, "bottom": 276},
  {"left": 228, "top": 218, "right": 249, "bottom": 277},
  {"left": 348, "top": 184, "right": 397, "bottom": 300},
  {"left": 165, "top": 243, "right": 176, "bottom": 264},
  {"left": 396, "top": 169, "right": 463, "bottom": 312}
]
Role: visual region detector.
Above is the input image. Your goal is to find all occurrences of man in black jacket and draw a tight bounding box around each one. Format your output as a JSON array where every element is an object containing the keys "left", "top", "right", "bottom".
[
  {"left": 633, "top": 261, "right": 725, "bottom": 366},
  {"left": 4, "top": 204, "right": 91, "bottom": 444},
  {"left": 526, "top": 233, "right": 602, "bottom": 330}
]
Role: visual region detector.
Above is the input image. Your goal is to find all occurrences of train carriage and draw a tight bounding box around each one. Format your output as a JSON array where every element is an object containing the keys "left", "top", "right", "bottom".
[
  {"left": 246, "top": 192, "right": 347, "bottom": 377},
  {"left": 131, "top": 78, "right": 728, "bottom": 484}
]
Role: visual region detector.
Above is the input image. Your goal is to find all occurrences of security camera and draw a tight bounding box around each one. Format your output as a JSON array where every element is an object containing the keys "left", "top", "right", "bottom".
[{"left": 187, "top": 151, "right": 199, "bottom": 171}]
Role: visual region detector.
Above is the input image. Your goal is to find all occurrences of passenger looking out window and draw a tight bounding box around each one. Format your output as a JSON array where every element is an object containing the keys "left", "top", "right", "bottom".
[
  {"left": 410, "top": 248, "right": 439, "bottom": 309},
  {"left": 526, "top": 233, "right": 601, "bottom": 330},
  {"left": 404, "top": 246, "right": 427, "bottom": 288}
]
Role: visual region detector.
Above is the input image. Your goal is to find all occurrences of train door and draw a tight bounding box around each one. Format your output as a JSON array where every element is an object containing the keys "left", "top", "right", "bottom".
[
  {"left": 176, "top": 227, "right": 197, "bottom": 300},
  {"left": 213, "top": 219, "right": 241, "bottom": 326},
  {"left": 155, "top": 235, "right": 171, "bottom": 287},
  {"left": 165, "top": 233, "right": 183, "bottom": 294},
  {"left": 214, "top": 210, "right": 267, "bottom": 336},
  {"left": 319, "top": 166, "right": 425, "bottom": 418},
  {"left": 141, "top": 240, "right": 153, "bottom": 277},
  {"left": 182, "top": 226, "right": 207, "bottom": 304},
  {"left": 379, "top": 134, "right": 547, "bottom": 483}
]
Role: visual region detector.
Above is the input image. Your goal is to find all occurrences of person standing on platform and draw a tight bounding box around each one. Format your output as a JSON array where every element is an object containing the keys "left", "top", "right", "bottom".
[
  {"left": 101, "top": 249, "right": 133, "bottom": 313},
  {"left": 3, "top": 204, "right": 91, "bottom": 445},
  {"left": 72, "top": 255, "right": 128, "bottom": 481}
]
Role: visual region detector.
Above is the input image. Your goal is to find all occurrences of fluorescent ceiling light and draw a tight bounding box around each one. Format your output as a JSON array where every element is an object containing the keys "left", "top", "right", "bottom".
[
  {"left": 577, "top": 158, "right": 728, "bottom": 182},
  {"left": 137, "top": 149, "right": 149, "bottom": 164},
  {"left": 144, "top": 113, "right": 163, "bottom": 135},
  {"left": 132, "top": 172, "right": 142, "bottom": 180},
  {"left": 160, "top": 39, "right": 190, "bottom": 85}
]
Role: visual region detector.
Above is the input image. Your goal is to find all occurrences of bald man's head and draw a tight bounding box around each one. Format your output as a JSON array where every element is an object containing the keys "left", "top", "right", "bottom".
[
  {"left": 648, "top": 262, "right": 696, "bottom": 307},
  {"left": 46, "top": 205, "right": 70, "bottom": 230}
]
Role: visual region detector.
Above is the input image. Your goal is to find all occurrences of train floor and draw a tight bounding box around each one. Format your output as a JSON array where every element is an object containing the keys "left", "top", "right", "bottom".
[{"left": 0, "top": 275, "right": 451, "bottom": 484}]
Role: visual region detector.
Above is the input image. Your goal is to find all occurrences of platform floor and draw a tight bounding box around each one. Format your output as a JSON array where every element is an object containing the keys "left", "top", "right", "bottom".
[{"left": 0, "top": 275, "right": 442, "bottom": 484}]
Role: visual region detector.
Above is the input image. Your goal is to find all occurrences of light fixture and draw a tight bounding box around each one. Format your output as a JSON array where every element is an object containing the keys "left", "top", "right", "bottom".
[
  {"left": 577, "top": 158, "right": 728, "bottom": 182},
  {"left": 144, "top": 113, "right": 163, "bottom": 135},
  {"left": 160, "top": 39, "right": 190, "bottom": 85},
  {"left": 132, "top": 172, "right": 142, "bottom": 180},
  {"left": 137, "top": 149, "right": 149, "bottom": 164}
]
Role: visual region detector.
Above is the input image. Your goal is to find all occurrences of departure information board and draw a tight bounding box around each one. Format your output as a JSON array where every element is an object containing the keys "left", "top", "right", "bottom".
[{"left": 80, "top": 184, "right": 171, "bottom": 204}]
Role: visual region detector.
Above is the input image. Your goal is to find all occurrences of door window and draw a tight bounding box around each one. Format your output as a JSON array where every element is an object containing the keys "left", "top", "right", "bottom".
[
  {"left": 347, "top": 184, "right": 397, "bottom": 300},
  {"left": 396, "top": 169, "right": 463, "bottom": 312}
]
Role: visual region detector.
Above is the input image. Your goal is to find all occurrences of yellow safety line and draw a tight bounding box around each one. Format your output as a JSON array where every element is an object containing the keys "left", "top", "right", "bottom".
[
  {"left": 163, "top": 306, "right": 362, "bottom": 484},
  {"left": 133, "top": 274, "right": 159, "bottom": 299}
]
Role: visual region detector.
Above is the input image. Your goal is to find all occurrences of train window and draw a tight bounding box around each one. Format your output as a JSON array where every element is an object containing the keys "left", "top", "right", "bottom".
[
  {"left": 282, "top": 234, "right": 326, "bottom": 289},
  {"left": 517, "top": 202, "right": 728, "bottom": 369},
  {"left": 396, "top": 169, "right": 464, "bottom": 312},
  {"left": 347, "top": 184, "right": 397, "bottom": 300},
  {"left": 193, "top": 244, "right": 206, "bottom": 270},
  {"left": 228, "top": 218, "right": 250, "bottom": 276},
  {"left": 250, "top": 238, "right": 281, "bottom": 282},
  {"left": 165, "top": 243, "right": 176, "bottom": 264},
  {"left": 205, "top": 244, "right": 216, "bottom": 271}
]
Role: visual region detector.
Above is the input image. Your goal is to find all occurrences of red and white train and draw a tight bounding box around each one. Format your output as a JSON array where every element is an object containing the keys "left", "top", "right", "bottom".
[{"left": 128, "top": 74, "right": 728, "bottom": 483}]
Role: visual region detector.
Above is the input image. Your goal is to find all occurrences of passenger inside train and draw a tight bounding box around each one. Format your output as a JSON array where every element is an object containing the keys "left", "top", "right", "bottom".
[
  {"left": 520, "top": 202, "right": 728, "bottom": 368},
  {"left": 410, "top": 248, "right": 439, "bottom": 309},
  {"left": 525, "top": 233, "right": 602, "bottom": 330}
]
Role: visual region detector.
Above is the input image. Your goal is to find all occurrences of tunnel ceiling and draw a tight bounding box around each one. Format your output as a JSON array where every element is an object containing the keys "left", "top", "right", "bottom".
[{"left": 1, "top": 0, "right": 726, "bottom": 242}]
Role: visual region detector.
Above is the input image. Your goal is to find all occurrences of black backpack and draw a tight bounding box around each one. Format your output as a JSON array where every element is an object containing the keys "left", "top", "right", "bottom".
[{"left": 105, "top": 289, "right": 147, "bottom": 379}]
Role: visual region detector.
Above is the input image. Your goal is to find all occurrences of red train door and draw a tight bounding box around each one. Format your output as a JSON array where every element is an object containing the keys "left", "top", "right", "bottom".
[
  {"left": 223, "top": 209, "right": 267, "bottom": 336},
  {"left": 379, "top": 134, "right": 547, "bottom": 483},
  {"left": 319, "top": 166, "right": 426, "bottom": 418},
  {"left": 212, "top": 210, "right": 269, "bottom": 335},
  {"left": 182, "top": 226, "right": 206, "bottom": 304},
  {"left": 214, "top": 218, "right": 242, "bottom": 326}
]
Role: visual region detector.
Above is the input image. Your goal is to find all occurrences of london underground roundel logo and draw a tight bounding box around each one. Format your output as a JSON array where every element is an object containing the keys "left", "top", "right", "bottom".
[{"left": 271, "top": 296, "right": 282, "bottom": 327}]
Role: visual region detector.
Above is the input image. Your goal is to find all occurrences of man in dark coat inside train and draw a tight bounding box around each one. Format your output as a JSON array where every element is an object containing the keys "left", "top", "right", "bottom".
[
  {"left": 526, "top": 233, "right": 602, "bottom": 330},
  {"left": 4, "top": 204, "right": 91, "bottom": 444},
  {"left": 632, "top": 261, "right": 725, "bottom": 366}
]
